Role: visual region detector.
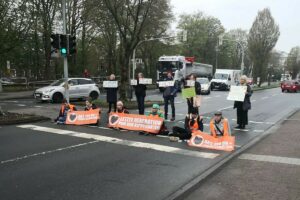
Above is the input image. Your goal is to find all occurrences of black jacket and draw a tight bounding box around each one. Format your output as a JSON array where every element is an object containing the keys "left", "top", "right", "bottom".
[
  {"left": 134, "top": 80, "right": 147, "bottom": 97},
  {"left": 106, "top": 81, "right": 118, "bottom": 102},
  {"left": 195, "top": 81, "right": 201, "bottom": 95}
]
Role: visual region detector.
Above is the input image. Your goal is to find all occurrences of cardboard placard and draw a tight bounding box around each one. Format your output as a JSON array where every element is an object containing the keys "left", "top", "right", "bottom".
[
  {"left": 227, "top": 86, "right": 247, "bottom": 102},
  {"left": 186, "top": 80, "right": 195, "bottom": 87},
  {"left": 139, "top": 78, "right": 152, "bottom": 85},
  {"left": 182, "top": 87, "right": 196, "bottom": 98},
  {"left": 130, "top": 79, "right": 137, "bottom": 86},
  {"left": 66, "top": 109, "right": 100, "bottom": 125},
  {"left": 188, "top": 130, "right": 235, "bottom": 152},
  {"left": 108, "top": 113, "right": 163, "bottom": 134},
  {"left": 103, "top": 81, "right": 118, "bottom": 88},
  {"left": 158, "top": 81, "right": 174, "bottom": 88}
]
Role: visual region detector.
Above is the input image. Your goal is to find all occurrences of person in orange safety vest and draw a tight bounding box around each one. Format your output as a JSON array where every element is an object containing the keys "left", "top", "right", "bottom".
[{"left": 209, "top": 111, "right": 231, "bottom": 138}]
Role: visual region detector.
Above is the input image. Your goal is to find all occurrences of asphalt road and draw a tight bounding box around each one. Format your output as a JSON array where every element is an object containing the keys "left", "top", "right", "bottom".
[{"left": 0, "top": 88, "right": 299, "bottom": 200}]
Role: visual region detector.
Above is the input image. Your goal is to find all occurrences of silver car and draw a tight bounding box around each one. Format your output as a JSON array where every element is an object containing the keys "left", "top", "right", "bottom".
[
  {"left": 34, "top": 78, "right": 100, "bottom": 103},
  {"left": 196, "top": 77, "right": 211, "bottom": 95}
]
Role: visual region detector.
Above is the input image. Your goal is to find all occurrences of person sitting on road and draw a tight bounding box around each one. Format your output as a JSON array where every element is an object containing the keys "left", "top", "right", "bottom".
[
  {"left": 116, "top": 101, "right": 129, "bottom": 114},
  {"left": 84, "top": 99, "right": 98, "bottom": 111},
  {"left": 169, "top": 108, "right": 203, "bottom": 142},
  {"left": 144, "top": 104, "right": 168, "bottom": 135},
  {"left": 146, "top": 104, "right": 164, "bottom": 118},
  {"left": 55, "top": 99, "right": 76, "bottom": 123},
  {"left": 209, "top": 111, "right": 231, "bottom": 138}
]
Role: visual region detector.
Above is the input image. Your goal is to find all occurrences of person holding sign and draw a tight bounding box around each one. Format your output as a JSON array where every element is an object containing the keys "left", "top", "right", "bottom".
[
  {"left": 56, "top": 99, "right": 77, "bottom": 124},
  {"left": 145, "top": 104, "right": 168, "bottom": 135},
  {"left": 169, "top": 108, "right": 203, "bottom": 142},
  {"left": 233, "top": 75, "right": 252, "bottom": 129},
  {"left": 84, "top": 99, "right": 98, "bottom": 111},
  {"left": 134, "top": 73, "right": 147, "bottom": 115},
  {"left": 185, "top": 74, "right": 201, "bottom": 114},
  {"left": 209, "top": 111, "right": 231, "bottom": 138},
  {"left": 116, "top": 101, "right": 129, "bottom": 114},
  {"left": 105, "top": 74, "right": 118, "bottom": 113},
  {"left": 163, "top": 72, "right": 178, "bottom": 121}
]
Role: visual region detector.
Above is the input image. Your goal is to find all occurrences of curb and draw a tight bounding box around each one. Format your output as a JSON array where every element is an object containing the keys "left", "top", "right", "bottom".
[{"left": 164, "top": 108, "right": 298, "bottom": 200}]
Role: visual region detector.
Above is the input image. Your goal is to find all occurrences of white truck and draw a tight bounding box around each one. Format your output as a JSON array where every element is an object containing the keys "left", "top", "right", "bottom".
[
  {"left": 156, "top": 55, "right": 213, "bottom": 91},
  {"left": 211, "top": 69, "right": 241, "bottom": 91}
]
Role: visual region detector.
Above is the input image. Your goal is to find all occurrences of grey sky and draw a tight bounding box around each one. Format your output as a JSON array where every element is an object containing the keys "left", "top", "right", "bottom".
[{"left": 171, "top": 0, "right": 300, "bottom": 53}]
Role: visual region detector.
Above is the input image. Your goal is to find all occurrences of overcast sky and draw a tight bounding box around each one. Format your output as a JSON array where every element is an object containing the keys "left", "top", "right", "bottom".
[{"left": 171, "top": 0, "right": 300, "bottom": 53}]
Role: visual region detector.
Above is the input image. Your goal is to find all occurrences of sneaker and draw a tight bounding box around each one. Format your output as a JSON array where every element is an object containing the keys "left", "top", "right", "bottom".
[
  {"left": 169, "top": 136, "right": 179, "bottom": 142},
  {"left": 170, "top": 117, "right": 175, "bottom": 122}
]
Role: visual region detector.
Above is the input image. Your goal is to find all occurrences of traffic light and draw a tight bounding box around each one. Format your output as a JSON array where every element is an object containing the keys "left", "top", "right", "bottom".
[
  {"left": 51, "top": 34, "right": 60, "bottom": 49},
  {"left": 68, "top": 35, "right": 76, "bottom": 55},
  {"left": 60, "top": 34, "right": 68, "bottom": 56}
]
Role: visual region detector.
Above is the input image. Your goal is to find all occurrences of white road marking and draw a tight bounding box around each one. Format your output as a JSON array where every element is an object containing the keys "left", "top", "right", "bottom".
[
  {"left": 214, "top": 95, "right": 221, "bottom": 98},
  {"left": 232, "top": 119, "right": 275, "bottom": 125},
  {"left": 1, "top": 141, "right": 99, "bottom": 165},
  {"left": 17, "top": 125, "right": 219, "bottom": 159},
  {"left": 252, "top": 100, "right": 257, "bottom": 102},
  {"left": 17, "top": 104, "right": 26, "bottom": 107},
  {"left": 34, "top": 106, "right": 43, "bottom": 108},
  {"left": 261, "top": 97, "right": 269, "bottom": 100},
  {"left": 253, "top": 130, "right": 264, "bottom": 133},
  {"left": 98, "top": 126, "right": 111, "bottom": 130},
  {"left": 239, "top": 154, "right": 300, "bottom": 166},
  {"left": 218, "top": 106, "right": 232, "bottom": 111},
  {"left": 203, "top": 96, "right": 212, "bottom": 99},
  {"left": 176, "top": 113, "right": 185, "bottom": 116},
  {"left": 235, "top": 145, "right": 241, "bottom": 148},
  {"left": 178, "top": 121, "right": 184, "bottom": 124}
]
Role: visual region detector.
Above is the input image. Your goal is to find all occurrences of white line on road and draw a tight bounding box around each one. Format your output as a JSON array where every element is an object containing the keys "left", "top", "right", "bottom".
[
  {"left": 239, "top": 154, "right": 300, "bottom": 166},
  {"left": 17, "top": 125, "right": 219, "bottom": 159},
  {"left": 253, "top": 130, "right": 264, "bottom": 133},
  {"left": 261, "top": 97, "right": 269, "bottom": 100},
  {"left": 0, "top": 141, "right": 99, "bottom": 165},
  {"left": 232, "top": 119, "right": 275, "bottom": 125},
  {"left": 17, "top": 104, "right": 26, "bottom": 107},
  {"left": 218, "top": 106, "right": 232, "bottom": 111},
  {"left": 203, "top": 96, "right": 212, "bottom": 100},
  {"left": 34, "top": 106, "right": 43, "bottom": 108},
  {"left": 252, "top": 100, "right": 257, "bottom": 102}
]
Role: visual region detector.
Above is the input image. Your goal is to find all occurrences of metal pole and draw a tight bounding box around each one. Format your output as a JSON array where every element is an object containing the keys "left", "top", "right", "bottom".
[
  {"left": 62, "top": 0, "right": 69, "bottom": 103},
  {"left": 132, "top": 48, "right": 136, "bottom": 79}
]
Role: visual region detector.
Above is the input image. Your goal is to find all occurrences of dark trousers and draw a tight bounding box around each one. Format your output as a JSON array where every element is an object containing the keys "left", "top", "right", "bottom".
[
  {"left": 171, "top": 126, "right": 191, "bottom": 140},
  {"left": 136, "top": 95, "right": 145, "bottom": 115},
  {"left": 187, "top": 98, "right": 199, "bottom": 114},
  {"left": 108, "top": 102, "right": 116, "bottom": 113},
  {"left": 236, "top": 104, "right": 248, "bottom": 127},
  {"left": 164, "top": 96, "right": 175, "bottom": 119}
]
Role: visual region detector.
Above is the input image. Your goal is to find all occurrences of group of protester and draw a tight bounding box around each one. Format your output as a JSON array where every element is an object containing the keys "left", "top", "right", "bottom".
[{"left": 56, "top": 71, "right": 252, "bottom": 142}]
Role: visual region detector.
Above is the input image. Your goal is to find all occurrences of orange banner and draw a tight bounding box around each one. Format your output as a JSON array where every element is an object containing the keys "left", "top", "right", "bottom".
[
  {"left": 66, "top": 109, "right": 100, "bottom": 125},
  {"left": 108, "top": 113, "right": 163, "bottom": 134},
  {"left": 188, "top": 130, "right": 235, "bottom": 152}
]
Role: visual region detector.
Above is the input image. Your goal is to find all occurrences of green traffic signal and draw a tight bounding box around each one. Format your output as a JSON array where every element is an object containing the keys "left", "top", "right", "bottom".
[{"left": 60, "top": 48, "right": 67, "bottom": 55}]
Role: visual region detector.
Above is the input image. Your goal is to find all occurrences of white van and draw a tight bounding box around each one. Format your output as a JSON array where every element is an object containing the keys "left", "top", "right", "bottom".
[{"left": 211, "top": 69, "right": 241, "bottom": 90}]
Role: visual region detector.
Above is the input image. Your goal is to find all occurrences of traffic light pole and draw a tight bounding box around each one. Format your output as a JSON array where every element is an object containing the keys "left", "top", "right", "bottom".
[{"left": 62, "top": 0, "right": 69, "bottom": 103}]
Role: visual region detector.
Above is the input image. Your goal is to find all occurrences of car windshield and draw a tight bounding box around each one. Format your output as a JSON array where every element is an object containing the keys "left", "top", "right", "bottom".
[
  {"left": 197, "top": 78, "right": 209, "bottom": 84},
  {"left": 214, "top": 73, "right": 228, "bottom": 80},
  {"left": 50, "top": 79, "right": 66, "bottom": 86},
  {"left": 157, "top": 61, "right": 178, "bottom": 72}
]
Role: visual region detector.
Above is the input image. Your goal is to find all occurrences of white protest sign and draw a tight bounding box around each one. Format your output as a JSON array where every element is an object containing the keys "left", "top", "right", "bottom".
[
  {"left": 158, "top": 81, "right": 175, "bottom": 88},
  {"left": 130, "top": 79, "right": 137, "bottom": 86},
  {"left": 186, "top": 80, "right": 195, "bottom": 87},
  {"left": 139, "top": 78, "right": 152, "bottom": 85},
  {"left": 227, "top": 86, "right": 247, "bottom": 102},
  {"left": 103, "top": 81, "right": 118, "bottom": 88}
]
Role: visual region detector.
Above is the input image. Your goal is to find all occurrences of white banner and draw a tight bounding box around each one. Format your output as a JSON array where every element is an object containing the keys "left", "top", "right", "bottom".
[
  {"left": 130, "top": 79, "right": 137, "bottom": 86},
  {"left": 227, "top": 86, "right": 247, "bottom": 102},
  {"left": 158, "top": 81, "right": 175, "bottom": 88},
  {"left": 186, "top": 80, "right": 195, "bottom": 87},
  {"left": 103, "top": 81, "right": 118, "bottom": 88},
  {"left": 139, "top": 78, "right": 152, "bottom": 85}
]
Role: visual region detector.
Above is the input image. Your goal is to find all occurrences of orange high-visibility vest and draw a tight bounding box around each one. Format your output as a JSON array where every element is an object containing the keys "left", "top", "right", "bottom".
[
  {"left": 209, "top": 118, "right": 230, "bottom": 138},
  {"left": 60, "top": 104, "right": 75, "bottom": 113},
  {"left": 188, "top": 115, "right": 199, "bottom": 131}
]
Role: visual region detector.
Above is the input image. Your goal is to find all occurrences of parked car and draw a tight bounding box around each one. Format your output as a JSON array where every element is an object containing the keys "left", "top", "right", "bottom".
[
  {"left": 281, "top": 80, "right": 300, "bottom": 93},
  {"left": 196, "top": 77, "right": 211, "bottom": 95},
  {"left": 34, "top": 78, "right": 100, "bottom": 103},
  {"left": 0, "top": 77, "right": 14, "bottom": 85}
]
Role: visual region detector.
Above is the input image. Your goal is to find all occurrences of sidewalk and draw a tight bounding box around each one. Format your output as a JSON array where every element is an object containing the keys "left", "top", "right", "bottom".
[
  {"left": 0, "top": 90, "right": 34, "bottom": 100},
  {"left": 185, "top": 110, "right": 300, "bottom": 200}
]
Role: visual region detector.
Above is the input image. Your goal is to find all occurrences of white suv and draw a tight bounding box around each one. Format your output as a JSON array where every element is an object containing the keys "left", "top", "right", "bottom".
[{"left": 34, "top": 78, "right": 100, "bottom": 103}]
